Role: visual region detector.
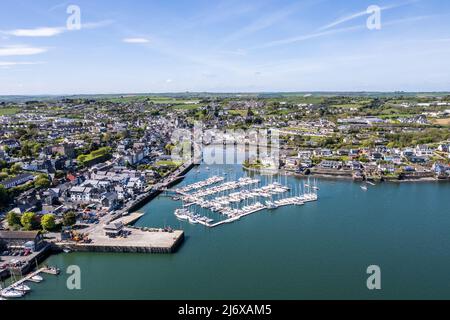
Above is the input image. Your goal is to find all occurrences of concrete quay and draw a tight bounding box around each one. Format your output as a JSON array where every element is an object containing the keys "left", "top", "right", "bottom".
[{"left": 55, "top": 229, "right": 184, "bottom": 254}]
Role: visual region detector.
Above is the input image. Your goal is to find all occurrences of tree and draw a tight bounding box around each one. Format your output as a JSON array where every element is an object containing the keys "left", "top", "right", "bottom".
[
  {"left": 63, "top": 211, "right": 77, "bottom": 226},
  {"left": 20, "top": 143, "right": 33, "bottom": 158},
  {"left": 77, "top": 154, "right": 87, "bottom": 163},
  {"left": 34, "top": 174, "right": 51, "bottom": 189},
  {"left": 0, "top": 172, "right": 8, "bottom": 180},
  {"left": 10, "top": 163, "right": 22, "bottom": 174},
  {"left": 41, "top": 214, "right": 56, "bottom": 231},
  {"left": 102, "top": 133, "right": 111, "bottom": 143},
  {"left": 21, "top": 212, "right": 38, "bottom": 230},
  {"left": 6, "top": 211, "right": 20, "bottom": 227},
  {"left": 0, "top": 159, "right": 7, "bottom": 170}
]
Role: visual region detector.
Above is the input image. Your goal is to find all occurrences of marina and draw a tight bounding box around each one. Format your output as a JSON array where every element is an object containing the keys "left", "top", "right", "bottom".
[
  {"left": 173, "top": 174, "right": 319, "bottom": 228},
  {"left": 0, "top": 266, "right": 59, "bottom": 300}
]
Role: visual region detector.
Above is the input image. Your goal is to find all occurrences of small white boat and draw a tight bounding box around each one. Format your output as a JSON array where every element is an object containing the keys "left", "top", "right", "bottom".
[
  {"left": 31, "top": 275, "right": 43, "bottom": 282},
  {"left": 361, "top": 185, "right": 368, "bottom": 191},
  {"left": 63, "top": 248, "right": 72, "bottom": 253},
  {"left": 13, "top": 284, "right": 31, "bottom": 292},
  {"left": 188, "top": 217, "right": 199, "bottom": 224},
  {"left": 1, "top": 289, "right": 24, "bottom": 299}
]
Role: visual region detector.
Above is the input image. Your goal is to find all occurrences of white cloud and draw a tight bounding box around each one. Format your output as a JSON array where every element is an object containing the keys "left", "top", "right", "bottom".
[
  {"left": 0, "top": 46, "right": 47, "bottom": 57},
  {"left": 1, "top": 20, "right": 113, "bottom": 38},
  {"left": 3, "top": 27, "right": 65, "bottom": 37},
  {"left": 123, "top": 38, "right": 150, "bottom": 44}
]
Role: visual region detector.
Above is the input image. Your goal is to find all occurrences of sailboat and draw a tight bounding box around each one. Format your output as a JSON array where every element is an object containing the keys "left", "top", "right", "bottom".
[
  {"left": 174, "top": 208, "right": 189, "bottom": 221},
  {"left": 311, "top": 178, "right": 320, "bottom": 190},
  {"left": 1, "top": 289, "right": 24, "bottom": 299},
  {"left": 29, "top": 258, "right": 44, "bottom": 283},
  {"left": 13, "top": 284, "right": 31, "bottom": 292},
  {"left": 1, "top": 267, "right": 25, "bottom": 299}
]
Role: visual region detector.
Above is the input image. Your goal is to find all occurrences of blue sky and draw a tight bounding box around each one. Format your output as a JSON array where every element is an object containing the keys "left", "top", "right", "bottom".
[{"left": 0, "top": 0, "right": 449, "bottom": 94}]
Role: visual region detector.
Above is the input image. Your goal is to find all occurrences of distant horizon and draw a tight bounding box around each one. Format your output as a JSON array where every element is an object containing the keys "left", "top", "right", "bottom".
[{"left": 0, "top": 90, "right": 450, "bottom": 99}]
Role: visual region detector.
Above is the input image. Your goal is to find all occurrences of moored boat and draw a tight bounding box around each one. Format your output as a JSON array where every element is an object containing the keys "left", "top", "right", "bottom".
[
  {"left": 1, "top": 289, "right": 24, "bottom": 299},
  {"left": 13, "top": 284, "right": 31, "bottom": 292},
  {"left": 30, "top": 275, "right": 43, "bottom": 282}
]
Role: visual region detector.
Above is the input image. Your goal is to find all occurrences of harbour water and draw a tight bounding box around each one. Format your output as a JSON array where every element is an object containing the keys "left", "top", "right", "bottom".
[{"left": 18, "top": 154, "right": 450, "bottom": 299}]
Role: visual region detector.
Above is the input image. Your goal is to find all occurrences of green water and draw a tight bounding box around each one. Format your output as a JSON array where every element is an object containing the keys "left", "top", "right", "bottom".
[{"left": 23, "top": 162, "right": 450, "bottom": 300}]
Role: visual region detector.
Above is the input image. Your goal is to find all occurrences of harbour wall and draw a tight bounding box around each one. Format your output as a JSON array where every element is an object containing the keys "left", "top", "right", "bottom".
[{"left": 53, "top": 231, "right": 184, "bottom": 254}]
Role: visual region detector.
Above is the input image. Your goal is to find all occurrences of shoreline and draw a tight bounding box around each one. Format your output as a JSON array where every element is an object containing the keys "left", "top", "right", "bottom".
[{"left": 243, "top": 165, "right": 449, "bottom": 184}]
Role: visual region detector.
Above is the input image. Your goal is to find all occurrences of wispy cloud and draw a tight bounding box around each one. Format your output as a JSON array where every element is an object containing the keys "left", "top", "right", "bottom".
[
  {"left": 318, "top": 0, "right": 420, "bottom": 31},
  {"left": 255, "top": 24, "right": 364, "bottom": 49},
  {"left": 253, "top": 13, "right": 439, "bottom": 50},
  {"left": 123, "top": 38, "right": 150, "bottom": 44},
  {"left": 48, "top": 1, "right": 71, "bottom": 12},
  {"left": 1, "top": 20, "right": 113, "bottom": 38},
  {"left": 179, "top": 0, "right": 262, "bottom": 33},
  {"left": 219, "top": 0, "right": 318, "bottom": 45},
  {"left": 0, "top": 46, "right": 48, "bottom": 57},
  {"left": 0, "top": 61, "right": 45, "bottom": 68},
  {"left": 83, "top": 20, "right": 114, "bottom": 30}
]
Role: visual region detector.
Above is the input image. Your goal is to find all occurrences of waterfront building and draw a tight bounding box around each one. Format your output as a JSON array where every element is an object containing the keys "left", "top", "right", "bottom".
[
  {"left": 0, "top": 231, "right": 44, "bottom": 252},
  {"left": 318, "top": 160, "right": 342, "bottom": 169},
  {"left": 104, "top": 221, "right": 124, "bottom": 238}
]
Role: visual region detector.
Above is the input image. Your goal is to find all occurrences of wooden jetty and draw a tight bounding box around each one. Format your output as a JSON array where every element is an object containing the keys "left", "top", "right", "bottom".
[{"left": 2, "top": 267, "right": 59, "bottom": 293}]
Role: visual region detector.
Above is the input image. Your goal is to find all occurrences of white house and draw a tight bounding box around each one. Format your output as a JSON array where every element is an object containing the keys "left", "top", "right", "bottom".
[{"left": 415, "top": 145, "right": 434, "bottom": 157}]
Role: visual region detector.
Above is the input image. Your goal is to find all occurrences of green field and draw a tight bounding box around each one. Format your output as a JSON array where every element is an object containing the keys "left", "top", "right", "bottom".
[
  {"left": 228, "top": 109, "right": 248, "bottom": 117},
  {"left": 0, "top": 107, "right": 20, "bottom": 115},
  {"left": 265, "top": 96, "right": 326, "bottom": 105},
  {"left": 155, "top": 160, "right": 182, "bottom": 167},
  {"left": 172, "top": 104, "right": 202, "bottom": 110},
  {"left": 329, "top": 104, "right": 362, "bottom": 109}
]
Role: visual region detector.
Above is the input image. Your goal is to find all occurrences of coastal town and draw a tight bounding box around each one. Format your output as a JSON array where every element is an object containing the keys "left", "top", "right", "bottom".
[{"left": 1, "top": 93, "right": 450, "bottom": 298}]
